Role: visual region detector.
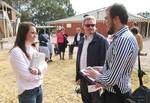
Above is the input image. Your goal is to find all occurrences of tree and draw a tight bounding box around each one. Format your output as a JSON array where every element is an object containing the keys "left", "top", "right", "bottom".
[
  {"left": 3, "top": 0, "right": 30, "bottom": 12},
  {"left": 3, "top": 0, "right": 75, "bottom": 25},
  {"left": 137, "top": 12, "right": 150, "bottom": 18}
]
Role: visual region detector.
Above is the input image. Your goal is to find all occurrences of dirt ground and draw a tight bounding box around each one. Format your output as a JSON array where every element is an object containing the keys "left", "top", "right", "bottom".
[{"left": 0, "top": 37, "right": 149, "bottom": 103}]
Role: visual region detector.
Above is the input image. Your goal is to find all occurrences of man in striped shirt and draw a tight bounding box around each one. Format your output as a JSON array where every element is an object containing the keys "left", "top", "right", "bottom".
[{"left": 85, "top": 3, "right": 139, "bottom": 103}]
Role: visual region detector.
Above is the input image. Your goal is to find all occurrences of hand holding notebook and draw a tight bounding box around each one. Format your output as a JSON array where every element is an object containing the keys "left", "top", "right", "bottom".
[
  {"left": 80, "top": 66, "right": 103, "bottom": 84},
  {"left": 30, "top": 52, "right": 46, "bottom": 69}
]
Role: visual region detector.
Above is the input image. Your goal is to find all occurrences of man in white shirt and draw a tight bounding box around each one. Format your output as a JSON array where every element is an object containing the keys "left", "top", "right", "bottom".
[{"left": 76, "top": 16, "right": 109, "bottom": 103}]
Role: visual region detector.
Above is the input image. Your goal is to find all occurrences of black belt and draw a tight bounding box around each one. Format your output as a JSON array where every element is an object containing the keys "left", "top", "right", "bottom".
[
  {"left": 21, "top": 85, "right": 41, "bottom": 95},
  {"left": 30, "top": 85, "right": 41, "bottom": 92}
]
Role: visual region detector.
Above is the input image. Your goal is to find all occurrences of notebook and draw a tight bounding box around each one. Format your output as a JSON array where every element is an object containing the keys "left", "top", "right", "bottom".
[
  {"left": 30, "top": 52, "right": 45, "bottom": 68},
  {"left": 80, "top": 66, "right": 103, "bottom": 84}
]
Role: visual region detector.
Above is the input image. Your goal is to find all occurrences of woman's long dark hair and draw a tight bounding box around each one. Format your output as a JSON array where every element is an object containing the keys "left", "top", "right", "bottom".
[{"left": 12, "top": 22, "right": 35, "bottom": 59}]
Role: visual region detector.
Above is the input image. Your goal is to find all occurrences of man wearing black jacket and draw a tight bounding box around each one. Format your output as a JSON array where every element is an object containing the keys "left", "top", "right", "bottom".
[
  {"left": 76, "top": 15, "right": 109, "bottom": 103},
  {"left": 73, "top": 27, "right": 84, "bottom": 46}
]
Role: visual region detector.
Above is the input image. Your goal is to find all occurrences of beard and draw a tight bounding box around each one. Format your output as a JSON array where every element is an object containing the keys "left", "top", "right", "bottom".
[
  {"left": 107, "top": 29, "right": 114, "bottom": 35},
  {"left": 84, "top": 29, "right": 95, "bottom": 36},
  {"left": 107, "top": 22, "right": 115, "bottom": 35}
]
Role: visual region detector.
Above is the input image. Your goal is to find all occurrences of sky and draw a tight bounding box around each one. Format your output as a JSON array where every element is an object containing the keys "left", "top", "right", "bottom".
[{"left": 70, "top": 0, "right": 150, "bottom": 15}]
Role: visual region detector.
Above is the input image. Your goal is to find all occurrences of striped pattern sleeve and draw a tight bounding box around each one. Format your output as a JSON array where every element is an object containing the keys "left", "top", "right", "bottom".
[{"left": 96, "top": 36, "right": 135, "bottom": 86}]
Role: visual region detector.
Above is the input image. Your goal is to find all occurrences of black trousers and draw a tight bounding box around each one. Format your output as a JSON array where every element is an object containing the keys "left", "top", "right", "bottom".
[
  {"left": 101, "top": 90, "right": 131, "bottom": 103},
  {"left": 80, "top": 78, "right": 103, "bottom": 103}
]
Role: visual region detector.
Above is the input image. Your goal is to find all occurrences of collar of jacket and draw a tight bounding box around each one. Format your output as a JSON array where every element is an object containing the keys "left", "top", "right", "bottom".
[{"left": 82, "top": 32, "right": 100, "bottom": 43}]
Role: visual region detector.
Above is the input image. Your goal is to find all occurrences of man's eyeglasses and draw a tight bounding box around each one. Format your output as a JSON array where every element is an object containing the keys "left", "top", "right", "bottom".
[{"left": 84, "top": 24, "right": 96, "bottom": 27}]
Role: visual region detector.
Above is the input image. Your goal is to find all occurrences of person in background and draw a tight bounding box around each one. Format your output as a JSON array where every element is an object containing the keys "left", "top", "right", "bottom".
[
  {"left": 64, "top": 33, "right": 69, "bottom": 49},
  {"left": 56, "top": 26, "right": 67, "bottom": 60},
  {"left": 38, "top": 29, "right": 50, "bottom": 62},
  {"left": 83, "top": 14, "right": 89, "bottom": 18},
  {"left": 44, "top": 29, "right": 53, "bottom": 62},
  {"left": 76, "top": 15, "right": 109, "bottom": 103},
  {"left": 68, "top": 27, "right": 84, "bottom": 59},
  {"left": 130, "top": 27, "right": 143, "bottom": 52},
  {"left": 10, "top": 22, "right": 47, "bottom": 103},
  {"left": 106, "top": 35, "right": 113, "bottom": 44},
  {"left": 53, "top": 29, "right": 60, "bottom": 55},
  {"left": 73, "top": 27, "right": 84, "bottom": 46},
  {"left": 54, "top": 43, "right": 60, "bottom": 55},
  {"left": 85, "top": 4, "right": 139, "bottom": 103}
]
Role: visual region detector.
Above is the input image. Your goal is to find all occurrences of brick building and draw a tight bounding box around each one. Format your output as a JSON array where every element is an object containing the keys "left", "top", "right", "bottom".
[{"left": 47, "top": 8, "right": 150, "bottom": 38}]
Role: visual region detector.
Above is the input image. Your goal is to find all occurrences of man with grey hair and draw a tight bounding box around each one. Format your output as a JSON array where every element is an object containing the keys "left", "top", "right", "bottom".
[{"left": 76, "top": 15, "right": 109, "bottom": 103}]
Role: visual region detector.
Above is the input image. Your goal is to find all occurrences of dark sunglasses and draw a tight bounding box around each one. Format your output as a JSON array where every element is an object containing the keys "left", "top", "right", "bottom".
[{"left": 84, "top": 24, "right": 96, "bottom": 27}]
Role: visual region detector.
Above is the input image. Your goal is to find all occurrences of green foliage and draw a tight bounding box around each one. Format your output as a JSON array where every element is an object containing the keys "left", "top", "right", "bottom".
[{"left": 3, "top": 0, "right": 75, "bottom": 25}]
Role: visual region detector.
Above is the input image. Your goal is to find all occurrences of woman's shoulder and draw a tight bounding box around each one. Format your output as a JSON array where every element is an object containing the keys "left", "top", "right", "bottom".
[
  {"left": 10, "top": 46, "right": 23, "bottom": 57},
  {"left": 11, "top": 46, "right": 21, "bottom": 53}
]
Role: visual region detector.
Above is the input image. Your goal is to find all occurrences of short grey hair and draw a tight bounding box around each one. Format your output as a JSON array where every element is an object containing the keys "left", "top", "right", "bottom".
[{"left": 82, "top": 15, "right": 96, "bottom": 26}]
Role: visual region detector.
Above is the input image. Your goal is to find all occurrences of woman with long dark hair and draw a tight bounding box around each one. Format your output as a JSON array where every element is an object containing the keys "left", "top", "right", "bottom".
[{"left": 10, "top": 22, "right": 47, "bottom": 103}]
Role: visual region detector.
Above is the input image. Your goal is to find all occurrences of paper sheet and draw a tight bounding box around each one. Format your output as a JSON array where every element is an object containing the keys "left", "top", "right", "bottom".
[
  {"left": 30, "top": 52, "right": 45, "bottom": 68},
  {"left": 88, "top": 85, "right": 102, "bottom": 93},
  {"left": 80, "top": 66, "right": 103, "bottom": 83}
]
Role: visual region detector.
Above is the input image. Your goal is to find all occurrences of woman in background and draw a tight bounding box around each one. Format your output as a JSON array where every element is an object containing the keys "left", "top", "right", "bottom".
[
  {"left": 38, "top": 28, "right": 50, "bottom": 62},
  {"left": 10, "top": 22, "right": 47, "bottom": 103},
  {"left": 130, "top": 27, "right": 143, "bottom": 52},
  {"left": 56, "top": 27, "right": 68, "bottom": 60}
]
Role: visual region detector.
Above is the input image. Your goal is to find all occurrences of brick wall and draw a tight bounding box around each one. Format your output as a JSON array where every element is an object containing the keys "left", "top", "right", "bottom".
[{"left": 49, "top": 21, "right": 134, "bottom": 37}]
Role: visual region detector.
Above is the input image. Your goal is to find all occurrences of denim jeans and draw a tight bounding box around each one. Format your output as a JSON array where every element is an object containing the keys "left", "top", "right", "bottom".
[{"left": 18, "top": 86, "right": 42, "bottom": 103}]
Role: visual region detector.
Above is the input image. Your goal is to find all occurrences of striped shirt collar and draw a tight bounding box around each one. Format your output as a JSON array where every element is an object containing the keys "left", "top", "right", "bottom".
[{"left": 112, "top": 25, "right": 129, "bottom": 40}]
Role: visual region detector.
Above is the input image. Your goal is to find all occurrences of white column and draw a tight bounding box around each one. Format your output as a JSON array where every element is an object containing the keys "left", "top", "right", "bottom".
[
  {"left": 146, "top": 21, "right": 149, "bottom": 38},
  {"left": 2, "top": 5, "right": 6, "bottom": 38}
]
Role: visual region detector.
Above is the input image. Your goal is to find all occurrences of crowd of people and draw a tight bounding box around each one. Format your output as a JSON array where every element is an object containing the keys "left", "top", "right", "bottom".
[
  {"left": 36, "top": 26, "right": 69, "bottom": 62},
  {"left": 9, "top": 3, "right": 145, "bottom": 103}
]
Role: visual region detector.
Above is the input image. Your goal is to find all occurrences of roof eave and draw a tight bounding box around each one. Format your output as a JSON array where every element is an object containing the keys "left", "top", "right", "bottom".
[{"left": 0, "top": 1, "right": 19, "bottom": 14}]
